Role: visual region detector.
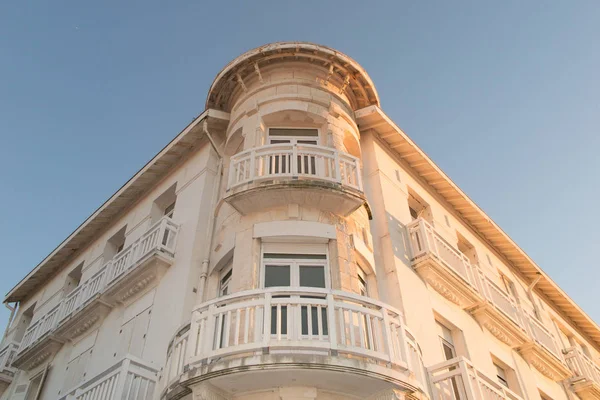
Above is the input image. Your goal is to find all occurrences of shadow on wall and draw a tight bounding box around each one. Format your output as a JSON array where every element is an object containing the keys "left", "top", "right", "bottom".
[{"left": 386, "top": 212, "right": 413, "bottom": 272}]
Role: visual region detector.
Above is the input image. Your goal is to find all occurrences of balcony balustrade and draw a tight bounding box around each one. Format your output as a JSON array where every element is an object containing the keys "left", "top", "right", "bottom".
[
  {"left": 564, "top": 346, "right": 600, "bottom": 399},
  {"left": 408, "top": 218, "right": 571, "bottom": 381},
  {"left": 429, "top": 356, "right": 523, "bottom": 400},
  {"left": 59, "top": 355, "right": 158, "bottom": 400},
  {"left": 160, "top": 288, "right": 427, "bottom": 399},
  {"left": 407, "top": 218, "right": 486, "bottom": 308},
  {"left": 225, "top": 144, "right": 365, "bottom": 216},
  {"left": 12, "top": 216, "right": 179, "bottom": 370},
  {"left": 0, "top": 340, "right": 19, "bottom": 389}
]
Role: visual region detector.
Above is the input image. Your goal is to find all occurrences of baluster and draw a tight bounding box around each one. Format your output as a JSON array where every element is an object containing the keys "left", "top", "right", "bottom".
[
  {"left": 243, "top": 307, "right": 250, "bottom": 344},
  {"left": 365, "top": 314, "right": 374, "bottom": 350},
  {"left": 317, "top": 305, "right": 323, "bottom": 340},
  {"left": 348, "top": 310, "right": 356, "bottom": 347},
  {"left": 262, "top": 294, "right": 272, "bottom": 347},
  {"left": 337, "top": 307, "right": 345, "bottom": 347},
  {"left": 326, "top": 295, "right": 338, "bottom": 350},
  {"left": 234, "top": 309, "right": 241, "bottom": 346}
]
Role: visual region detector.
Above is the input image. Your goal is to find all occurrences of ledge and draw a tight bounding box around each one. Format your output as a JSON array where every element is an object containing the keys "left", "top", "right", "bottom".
[
  {"left": 518, "top": 342, "right": 572, "bottom": 381},
  {"left": 470, "top": 303, "right": 529, "bottom": 347}
]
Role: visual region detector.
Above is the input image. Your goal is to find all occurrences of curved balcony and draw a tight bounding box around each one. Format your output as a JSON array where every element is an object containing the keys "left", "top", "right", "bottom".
[
  {"left": 225, "top": 144, "right": 365, "bottom": 216},
  {"left": 159, "top": 288, "right": 427, "bottom": 400}
]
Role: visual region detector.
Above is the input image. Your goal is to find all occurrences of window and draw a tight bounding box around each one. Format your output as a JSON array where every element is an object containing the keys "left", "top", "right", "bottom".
[
  {"left": 407, "top": 188, "right": 431, "bottom": 223},
  {"left": 268, "top": 128, "right": 319, "bottom": 145},
  {"left": 357, "top": 266, "right": 369, "bottom": 297},
  {"left": 456, "top": 233, "right": 478, "bottom": 266},
  {"left": 263, "top": 252, "right": 327, "bottom": 289},
  {"left": 64, "top": 262, "right": 84, "bottom": 295},
  {"left": 164, "top": 201, "right": 176, "bottom": 219},
  {"left": 25, "top": 372, "right": 44, "bottom": 400},
  {"left": 436, "top": 321, "right": 456, "bottom": 361},
  {"left": 104, "top": 226, "right": 127, "bottom": 261},
  {"left": 219, "top": 266, "right": 232, "bottom": 297},
  {"left": 262, "top": 244, "right": 329, "bottom": 337},
  {"left": 444, "top": 215, "right": 451, "bottom": 227},
  {"left": 494, "top": 363, "right": 509, "bottom": 388}
]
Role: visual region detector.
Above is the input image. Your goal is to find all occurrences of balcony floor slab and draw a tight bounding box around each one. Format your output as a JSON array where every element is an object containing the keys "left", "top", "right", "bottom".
[
  {"left": 572, "top": 380, "right": 600, "bottom": 400},
  {"left": 470, "top": 303, "right": 529, "bottom": 348},
  {"left": 53, "top": 299, "right": 112, "bottom": 341},
  {"left": 517, "top": 342, "right": 572, "bottom": 381},
  {"left": 11, "top": 335, "right": 63, "bottom": 371},
  {"left": 102, "top": 251, "right": 174, "bottom": 306},
  {"left": 225, "top": 180, "right": 365, "bottom": 216},
  {"left": 413, "top": 255, "right": 483, "bottom": 309}
]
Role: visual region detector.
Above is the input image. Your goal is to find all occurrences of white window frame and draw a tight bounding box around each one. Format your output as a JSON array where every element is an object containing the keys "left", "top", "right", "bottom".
[
  {"left": 260, "top": 243, "right": 330, "bottom": 289},
  {"left": 267, "top": 127, "right": 320, "bottom": 146},
  {"left": 357, "top": 265, "right": 369, "bottom": 297},
  {"left": 219, "top": 264, "right": 233, "bottom": 297}
]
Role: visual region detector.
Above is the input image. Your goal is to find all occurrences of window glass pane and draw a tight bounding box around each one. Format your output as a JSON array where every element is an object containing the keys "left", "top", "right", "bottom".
[
  {"left": 265, "top": 265, "right": 291, "bottom": 287},
  {"left": 299, "top": 266, "right": 325, "bottom": 288},
  {"left": 269, "top": 128, "right": 318, "bottom": 137}
]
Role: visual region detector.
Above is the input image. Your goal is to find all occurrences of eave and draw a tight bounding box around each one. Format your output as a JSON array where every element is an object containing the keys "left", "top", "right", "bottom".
[
  {"left": 355, "top": 105, "right": 600, "bottom": 349},
  {"left": 4, "top": 109, "right": 230, "bottom": 303}
]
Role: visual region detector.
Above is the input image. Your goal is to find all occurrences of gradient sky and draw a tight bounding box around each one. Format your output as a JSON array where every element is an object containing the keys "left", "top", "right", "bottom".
[{"left": 1, "top": 1, "right": 599, "bottom": 335}]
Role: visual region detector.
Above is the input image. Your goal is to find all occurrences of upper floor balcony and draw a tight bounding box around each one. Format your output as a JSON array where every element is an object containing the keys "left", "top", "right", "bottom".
[
  {"left": 564, "top": 346, "right": 600, "bottom": 399},
  {"left": 159, "top": 288, "right": 428, "bottom": 400},
  {"left": 408, "top": 218, "right": 571, "bottom": 382},
  {"left": 429, "top": 356, "right": 523, "bottom": 400},
  {"left": 225, "top": 144, "right": 365, "bottom": 216},
  {"left": 407, "top": 218, "right": 486, "bottom": 309},
  {"left": 12, "top": 217, "right": 179, "bottom": 371}
]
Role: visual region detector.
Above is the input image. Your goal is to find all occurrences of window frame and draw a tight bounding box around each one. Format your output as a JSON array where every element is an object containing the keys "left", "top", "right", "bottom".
[
  {"left": 219, "top": 264, "right": 233, "bottom": 297},
  {"left": 267, "top": 127, "right": 320, "bottom": 146},
  {"left": 357, "top": 265, "right": 369, "bottom": 297}
]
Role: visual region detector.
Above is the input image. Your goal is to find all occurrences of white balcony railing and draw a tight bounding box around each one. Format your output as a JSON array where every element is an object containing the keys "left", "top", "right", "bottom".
[
  {"left": 60, "top": 355, "right": 158, "bottom": 400},
  {"left": 407, "top": 218, "right": 486, "bottom": 295},
  {"left": 564, "top": 346, "right": 600, "bottom": 385},
  {"left": 161, "top": 288, "right": 426, "bottom": 394},
  {"left": 228, "top": 144, "right": 362, "bottom": 191},
  {"left": 0, "top": 340, "right": 19, "bottom": 375},
  {"left": 16, "top": 216, "right": 179, "bottom": 356},
  {"left": 429, "top": 356, "right": 523, "bottom": 400},
  {"left": 524, "top": 312, "right": 561, "bottom": 359},
  {"left": 483, "top": 278, "right": 527, "bottom": 330},
  {"left": 18, "top": 303, "right": 61, "bottom": 352},
  {"left": 408, "top": 218, "right": 566, "bottom": 366}
]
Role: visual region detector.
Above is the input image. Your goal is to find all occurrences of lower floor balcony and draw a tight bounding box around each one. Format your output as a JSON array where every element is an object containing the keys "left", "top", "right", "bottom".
[
  {"left": 160, "top": 288, "right": 427, "bottom": 400},
  {"left": 225, "top": 144, "right": 365, "bottom": 216},
  {"left": 563, "top": 346, "right": 600, "bottom": 399},
  {"left": 0, "top": 341, "right": 19, "bottom": 396},
  {"left": 429, "top": 356, "right": 523, "bottom": 400},
  {"left": 58, "top": 354, "right": 158, "bottom": 400}
]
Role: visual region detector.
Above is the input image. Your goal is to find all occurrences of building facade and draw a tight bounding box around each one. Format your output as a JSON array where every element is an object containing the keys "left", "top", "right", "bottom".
[{"left": 1, "top": 42, "right": 599, "bottom": 400}]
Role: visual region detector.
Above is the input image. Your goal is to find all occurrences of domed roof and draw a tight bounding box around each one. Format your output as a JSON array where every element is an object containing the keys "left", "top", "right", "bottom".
[{"left": 206, "top": 42, "right": 380, "bottom": 112}]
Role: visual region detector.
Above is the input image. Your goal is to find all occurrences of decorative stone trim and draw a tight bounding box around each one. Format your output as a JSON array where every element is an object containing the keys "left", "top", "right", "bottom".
[
  {"left": 518, "top": 342, "right": 572, "bottom": 381},
  {"left": 470, "top": 303, "right": 529, "bottom": 347}
]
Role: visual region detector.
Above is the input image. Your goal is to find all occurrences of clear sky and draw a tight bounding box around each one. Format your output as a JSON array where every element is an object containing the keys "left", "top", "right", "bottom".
[{"left": 1, "top": 1, "right": 599, "bottom": 335}]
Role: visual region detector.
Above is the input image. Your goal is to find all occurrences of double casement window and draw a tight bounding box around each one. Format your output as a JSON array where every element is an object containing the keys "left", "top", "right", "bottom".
[
  {"left": 219, "top": 264, "right": 232, "bottom": 297},
  {"left": 267, "top": 128, "right": 319, "bottom": 176},
  {"left": 261, "top": 243, "right": 329, "bottom": 337}
]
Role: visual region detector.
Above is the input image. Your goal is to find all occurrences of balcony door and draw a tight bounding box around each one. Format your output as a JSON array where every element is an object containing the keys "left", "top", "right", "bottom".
[
  {"left": 268, "top": 128, "right": 319, "bottom": 176},
  {"left": 261, "top": 243, "right": 329, "bottom": 338}
]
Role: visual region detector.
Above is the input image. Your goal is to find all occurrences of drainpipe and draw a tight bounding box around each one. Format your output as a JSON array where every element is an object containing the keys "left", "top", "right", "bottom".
[
  {"left": 196, "top": 120, "right": 224, "bottom": 304},
  {"left": 527, "top": 272, "right": 543, "bottom": 318},
  {"left": 527, "top": 272, "right": 542, "bottom": 292},
  {"left": 3, "top": 302, "right": 16, "bottom": 339}
]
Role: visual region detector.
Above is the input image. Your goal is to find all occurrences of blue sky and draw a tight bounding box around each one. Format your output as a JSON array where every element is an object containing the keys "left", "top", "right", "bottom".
[{"left": 1, "top": 1, "right": 599, "bottom": 335}]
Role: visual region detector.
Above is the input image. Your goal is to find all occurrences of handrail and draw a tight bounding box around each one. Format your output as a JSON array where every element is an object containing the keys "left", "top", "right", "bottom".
[
  {"left": 227, "top": 143, "right": 362, "bottom": 191},
  {"left": 16, "top": 216, "right": 179, "bottom": 356},
  {"left": 564, "top": 346, "right": 600, "bottom": 384},
  {"left": 0, "top": 340, "right": 19, "bottom": 374},
  {"left": 59, "top": 354, "right": 158, "bottom": 400},
  {"left": 408, "top": 218, "right": 566, "bottom": 364},
  {"left": 165, "top": 288, "right": 426, "bottom": 394},
  {"left": 429, "top": 356, "right": 524, "bottom": 400}
]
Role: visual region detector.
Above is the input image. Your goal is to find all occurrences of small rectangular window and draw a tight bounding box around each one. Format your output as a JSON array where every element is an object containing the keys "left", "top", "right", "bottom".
[
  {"left": 357, "top": 266, "right": 368, "bottom": 297},
  {"left": 444, "top": 215, "right": 450, "bottom": 227},
  {"left": 486, "top": 254, "right": 492, "bottom": 265},
  {"left": 219, "top": 268, "right": 232, "bottom": 296},
  {"left": 395, "top": 169, "right": 401, "bottom": 182},
  {"left": 494, "top": 363, "right": 509, "bottom": 388}
]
